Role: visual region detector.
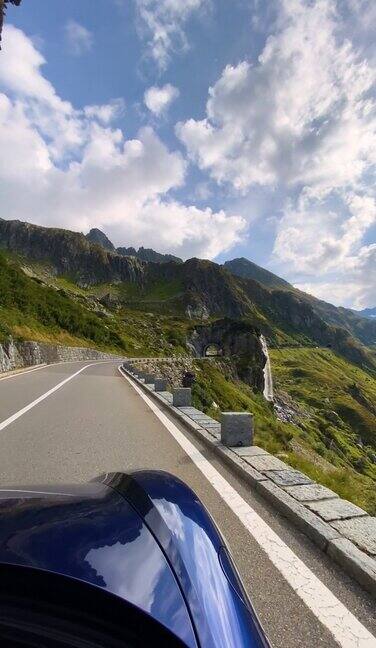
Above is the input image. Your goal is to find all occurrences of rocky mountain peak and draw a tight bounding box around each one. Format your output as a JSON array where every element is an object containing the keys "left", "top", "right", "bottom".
[
  {"left": 86, "top": 228, "right": 115, "bottom": 252},
  {"left": 117, "top": 245, "right": 182, "bottom": 264},
  {"left": 224, "top": 257, "right": 292, "bottom": 290}
]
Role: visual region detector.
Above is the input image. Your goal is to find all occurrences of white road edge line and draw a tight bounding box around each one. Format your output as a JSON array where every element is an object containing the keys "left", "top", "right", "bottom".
[
  {"left": 118, "top": 366, "right": 375, "bottom": 648},
  {"left": 0, "top": 362, "right": 111, "bottom": 433}
]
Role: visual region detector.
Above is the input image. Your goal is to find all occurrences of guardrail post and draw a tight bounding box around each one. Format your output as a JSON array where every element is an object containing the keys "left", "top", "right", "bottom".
[
  {"left": 172, "top": 388, "right": 191, "bottom": 407},
  {"left": 154, "top": 378, "right": 168, "bottom": 392},
  {"left": 220, "top": 412, "right": 254, "bottom": 447}
]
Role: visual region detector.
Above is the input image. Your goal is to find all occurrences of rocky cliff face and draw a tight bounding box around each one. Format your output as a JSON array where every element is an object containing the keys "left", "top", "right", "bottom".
[
  {"left": 179, "top": 259, "right": 254, "bottom": 319},
  {"left": 189, "top": 318, "right": 265, "bottom": 391},
  {"left": 0, "top": 219, "right": 145, "bottom": 286},
  {"left": 83, "top": 226, "right": 183, "bottom": 264}
]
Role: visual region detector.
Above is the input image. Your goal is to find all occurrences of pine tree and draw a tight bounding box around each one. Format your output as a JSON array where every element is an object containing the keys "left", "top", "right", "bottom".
[{"left": 0, "top": 0, "right": 22, "bottom": 50}]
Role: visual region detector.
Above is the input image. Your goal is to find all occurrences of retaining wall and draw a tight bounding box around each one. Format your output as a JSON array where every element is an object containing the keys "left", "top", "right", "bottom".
[{"left": 0, "top": 338, "right": 120, "bottom": 373}]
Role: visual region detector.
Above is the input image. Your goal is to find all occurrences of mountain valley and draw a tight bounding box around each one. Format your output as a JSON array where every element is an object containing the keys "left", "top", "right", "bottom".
[{"left": 0, "top": 217, "right": 375, "bottom": 513}]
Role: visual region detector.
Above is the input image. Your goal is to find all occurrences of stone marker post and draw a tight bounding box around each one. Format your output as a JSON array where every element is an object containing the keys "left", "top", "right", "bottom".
[
  {"left": 221, "top": 412, "right": 254, "bottom": 447},
  {"left": 154, "top": 378, "right": 168, "bottom": 392},
  {"left": 173, "top": 388, "right": 192, "bottom": 407}
]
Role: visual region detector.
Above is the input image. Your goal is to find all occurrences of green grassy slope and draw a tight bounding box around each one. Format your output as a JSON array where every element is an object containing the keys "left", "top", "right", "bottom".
[
  {"left": 0, "top": 254, "right": 124, "bottom": 350},
  {"left": 271, "top": 347, "right": 376, "bottom": 458},
  {"left": 0, "top": 253, "right": 192, "bottom": 356},
  {"left": 192, "top": 358, "right": 376, "bottom": 514}
]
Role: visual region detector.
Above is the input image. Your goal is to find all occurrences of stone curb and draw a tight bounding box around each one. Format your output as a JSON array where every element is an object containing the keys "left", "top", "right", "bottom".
[{"left": 119, "top": 365, "right": 376, "bottom": 598}]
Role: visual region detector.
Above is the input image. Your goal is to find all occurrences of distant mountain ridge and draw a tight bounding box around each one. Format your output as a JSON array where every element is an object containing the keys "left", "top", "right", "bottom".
[
  {"left": 117, "top": 246, "right": 182, "bottom": 264},
  {"left": 1, "top": 218, "right": 375, "bottom": 370},
  {"left": 84, "top": 228, "right": 182, "bottom": 264},
  {"left": 224, "top": 256, "right": 376, "bottom": 350},
  {"left": 0, "top": 219, "right": 144, "bottom": 285},
  {"left": 354, "top": 307, "right": 376, "bottom": 320}
]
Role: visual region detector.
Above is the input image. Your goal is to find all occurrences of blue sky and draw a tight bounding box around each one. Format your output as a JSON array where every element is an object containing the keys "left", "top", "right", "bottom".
[{"left": 0, "top": 0, "right": 375, "bottom": 308}]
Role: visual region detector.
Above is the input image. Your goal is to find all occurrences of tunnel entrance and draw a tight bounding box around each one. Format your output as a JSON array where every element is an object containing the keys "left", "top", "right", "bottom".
[{"left": 204, "top": 343, "right": 222, "bottom": 357}]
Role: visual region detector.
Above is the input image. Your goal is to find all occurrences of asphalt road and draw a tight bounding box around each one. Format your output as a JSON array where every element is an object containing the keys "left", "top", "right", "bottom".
[{"left": 0, "top": 360, "right": 375, "bottom": 647}]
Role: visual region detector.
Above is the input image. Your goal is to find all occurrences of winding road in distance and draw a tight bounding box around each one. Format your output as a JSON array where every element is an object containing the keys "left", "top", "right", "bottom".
[{"left": 0, "top": 360, "right": 375, "bottom": 648}]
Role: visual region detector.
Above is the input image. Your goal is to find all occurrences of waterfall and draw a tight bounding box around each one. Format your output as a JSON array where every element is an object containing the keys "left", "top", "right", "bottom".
[{"left": 260, "top": 335, "right": 274, "bottom": 402}]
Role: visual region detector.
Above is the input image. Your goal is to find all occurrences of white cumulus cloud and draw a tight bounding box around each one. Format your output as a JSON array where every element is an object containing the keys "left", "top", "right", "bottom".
[
  {"left": 274, "top": 189, "right": 376, "bottom": 307},
  {"left": 65, "top": 20, "right": 94, "bottom": 56},
  {"left": 144, "top": 84, "right": 179, "bottom": 116},
  {"left": 177, "top": 0, "right": 375, "bottom": 194},
  {"left": 0, "top": 25, "right": 244, "bottom": 261},
  {"left": 135, "top": 0, "right": 207, "bottom": 70},
  {"left": 177, "top": 0, "right": 376, "bottom": 307}
]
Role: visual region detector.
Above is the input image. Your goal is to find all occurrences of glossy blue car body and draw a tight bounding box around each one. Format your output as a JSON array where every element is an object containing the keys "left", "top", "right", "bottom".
[{"left": 0, "top": 470, "right": 270, "bottom": 647}]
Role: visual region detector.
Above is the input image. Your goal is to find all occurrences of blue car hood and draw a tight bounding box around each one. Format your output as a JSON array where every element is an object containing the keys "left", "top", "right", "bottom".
[
  {"left": 0, "top": 472, "right": 269, "bottom": 648},
  {"left": 0, "top": 480, "right": 197, "bottom": 647}
]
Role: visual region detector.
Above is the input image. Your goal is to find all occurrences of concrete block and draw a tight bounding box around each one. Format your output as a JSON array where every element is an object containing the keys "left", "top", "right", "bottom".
[
  {"left": 172, "top": 388, "right": 191, "bottom": 407},
  {"left": 144, "top": 374, "right": 155, "bottom": 385},
  {"left": 234, "top": 446, "right": 269, "bottom": 458},
  {"left": 257, "top": 481, "right": 340, "bottom": 550},
  {"left": 330, "top": 517, "right": 376, "bottom": 556},
  {"left": 193, "top": 417, "right": 218, "bottom": 426},
  {"left": 159, "top": 391, "right": 173, "bottom": 404},
  {"left": 186, "top": 412, "right": 212, "bottom": 421},
  {"left": 200, "top": 421, "right": 221, "bottom": 430},
  {"left": 245, "top": 454, "right": 288, "bottom": 473},
  {"left": 265, "top": 469, "right": 312, "bottom": 487},
  {"left": 173, "top": 411, "right": 204, "bottom": 431},
  {"left": 284, "top": 483, "right": 339, "bottom": 502},
  {"left": 221, "top": 412, "right": 253, "bottom": 447},
  {"left": 216, "top": 445, "right": 267, "bottom": 484},
  {"left": 306, "top": 498, "right": 367, "bottom": 522},
  {"left": 154, "top": 378, "right": 168, "bottom": 392},
  {"left": 327, "top": 538, "right": 376, "bottom": 597}
]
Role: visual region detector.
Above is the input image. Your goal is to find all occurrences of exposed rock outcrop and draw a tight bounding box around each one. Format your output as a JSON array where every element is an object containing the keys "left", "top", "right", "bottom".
[
  {"left": 117, "top": 246, "right": 182, "bottom": 264},
  {"left": 189, "top": 318, "right": 266, "bottom": 391},
  {"left": 181, "top": 259, "right": 252, "bottom": 319},
  {"left": 86, "top": 228, "right": 115, "bottom": 252},
  {"left": 0, "top": 219, "right": 145, "bottom": 286}
]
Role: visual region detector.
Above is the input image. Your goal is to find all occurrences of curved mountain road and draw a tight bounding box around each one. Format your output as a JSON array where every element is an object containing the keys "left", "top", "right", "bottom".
[{"left": 0, "top": 360, "right": 375, "bottom": 647}]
